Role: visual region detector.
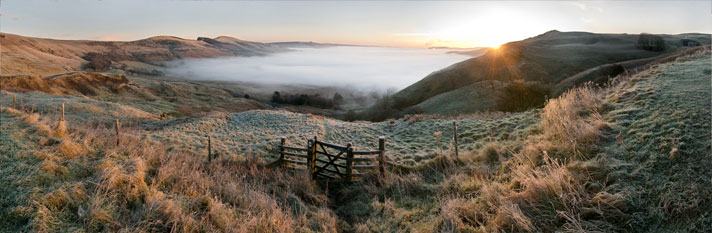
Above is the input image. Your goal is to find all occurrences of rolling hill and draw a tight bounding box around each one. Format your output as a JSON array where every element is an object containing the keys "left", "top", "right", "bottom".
[
  {"left": 361, "top": 30, "right": 710, "bottom": 120},
  {"left": 0, "top": 33, "right": 287, "bottom": 77}
]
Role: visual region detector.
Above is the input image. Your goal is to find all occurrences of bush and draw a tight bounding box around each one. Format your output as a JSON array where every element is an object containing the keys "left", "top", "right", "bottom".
[
  {"left": 637, "top": 33, "right": 666, "bottom": 51},
  {"left": 496, "top": 80, "right": 550, "bottom": 112},
  {"left": 82, "top": 52, "right": 113, "bottom": 71},
  {"left": 332, "top": 92, "right": 344, "bottom": 105},
  {"left": 271, "top": 91, "right": 335, "bottom": 109},
  {"left": 477, "top": 143, "right": 503, "bottom": 164},
  {"left": 540, "top": 83, "right": 606, "bottom": 158}
]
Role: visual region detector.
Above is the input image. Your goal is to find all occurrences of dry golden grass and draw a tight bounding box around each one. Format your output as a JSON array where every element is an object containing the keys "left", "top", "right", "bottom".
[
  {"left": 52, "top": 120, "right": 67, "bottom": 138},
  {"left": 0, "top": 107, "right": 341, "bottom": 232},
  {"left": 540, "top": 83, "right": 608, "bottom": 158},
  {"left": 337, "top": 72, "right": 634, "bottom": 232},
  {"left": 23, "top": 113, "right": 40, "bottom": 124},
  {"left": 58, "top": 139, "right": 83, "bottom": 158},
  {"left": 2, "top": 106, "right": 23, "bottom": 115}
]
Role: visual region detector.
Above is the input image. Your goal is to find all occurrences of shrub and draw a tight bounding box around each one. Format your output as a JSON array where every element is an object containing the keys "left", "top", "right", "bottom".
[
  {"left": 271, "top": 91, "right": 335, "bottom": 109},
  {"left": 476, "top": 142, "right": 503, "bottom": 164},
  {"left": 637, "top": 33, "right": 666, "bottom": 51},
  {"left": 271, "top": 91, "right": 282, "bottom": 103},
  {"left": 332, "top": 92, "right": 344, "bottom": 105},
  {"left": 53, "top": 120, "right": 67, "bottom": 138},
  {"left": 540, "top": 83, "right": 606, "bottom": 158},
  {"left": 82, "top": 52, "right": 113, "bottom": 71},
  {"left": 58, "top": 139, "right": 83, "bottom": 158},
  {"left": 497, "top": 80, "right": 550, "bottom": 112},
  {"left": 23, "top": 113, "right": 40, "bottom": 124}
]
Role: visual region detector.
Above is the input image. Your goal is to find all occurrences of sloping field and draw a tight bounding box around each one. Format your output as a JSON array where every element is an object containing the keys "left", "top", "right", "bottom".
[
  {"left": 0, "top": 72, "right": 129, "bottom": 96},
  {"left": 0, "top": 90, "right": 157, "bottom": 125},
  {"left": 599, "top": 54, "right": 712, "bottom": 230},
  {"left": 327, "top": 49, "right": 712, "bottom": 232},
  {"left": 146, "top": 110, "right": 538, "bottom": 165},
  {"left": 362, "top": 31, "right": 710, "bottom": 119},
  {"left": 0, "top": 107, "right": 341, "bottom": 232},
  {"left": 0, "top": 33, "right": 286, "bottom": 77},
  {"left": 0, "top": 72, "right": 268, "bottom": 119}
]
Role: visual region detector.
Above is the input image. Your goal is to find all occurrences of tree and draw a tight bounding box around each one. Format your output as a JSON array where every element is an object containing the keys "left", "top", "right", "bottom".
[
  {"left": 332, "top": 92, "right": 344, "bottom": 105},
  {"left": 637, "top": 33, "right": 666, "bottom": 51},
  {"left": 271, "top": 91, "right": 282, "bottom": 103},
  {"left": 496, "top": 80, "right": 549, "bottom": 112}
]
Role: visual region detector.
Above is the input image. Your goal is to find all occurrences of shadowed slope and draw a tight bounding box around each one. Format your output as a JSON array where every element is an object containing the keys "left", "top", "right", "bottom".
[{"left": 362, "top": 30, "right": 710, "bottom": 119}]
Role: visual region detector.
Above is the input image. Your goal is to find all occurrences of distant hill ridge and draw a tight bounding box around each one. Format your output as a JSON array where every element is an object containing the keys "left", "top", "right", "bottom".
[
  {"left": 361, "top": 30, "right": 711, "bottom": 120},
  {"left": 268, "top": 41, "right": 361, "bottom": 48},
  {"left": 0, "top": 33, "right": 288, "bottom": 77}
]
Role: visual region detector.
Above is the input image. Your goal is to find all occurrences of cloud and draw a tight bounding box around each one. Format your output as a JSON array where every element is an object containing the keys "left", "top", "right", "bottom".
[
  {"left": 568, "top": 2, "right": 603, "bottom": 13},
  {"left": 0, "top": 13, "right": 22, "bottom": 21},
  {"left": 165, "top": 46, "right": 471, "bottom": 91},
  {"left": 392, "top": 32, "right": 434, "bottom": 37}
]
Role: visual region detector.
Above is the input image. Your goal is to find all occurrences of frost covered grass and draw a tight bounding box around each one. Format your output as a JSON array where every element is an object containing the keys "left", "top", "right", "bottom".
[
  {"left": 146, "top": 109, "right": 538, "bottom": 165},
  {"left": 0, "top": 107, "right": 341, "bottom": 232},
  {"left": 0, "top": 90, "right": 156, "bottom": 126},
  {"left": 333, "top": 52, "right": 712, "bottom": 232}
]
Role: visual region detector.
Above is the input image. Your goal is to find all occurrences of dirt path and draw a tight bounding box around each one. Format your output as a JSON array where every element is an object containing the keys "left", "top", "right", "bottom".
[{"left": 602, "top": 55, "right": 711, "bottom": 231}]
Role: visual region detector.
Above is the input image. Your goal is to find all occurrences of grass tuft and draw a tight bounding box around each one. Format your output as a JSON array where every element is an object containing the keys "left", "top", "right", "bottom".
[
  {"left": 52, "top": 120, "right": 67, "bottom": 138},
  {"left": 58, "top": 139, "right": 83, "bottom": 158}
]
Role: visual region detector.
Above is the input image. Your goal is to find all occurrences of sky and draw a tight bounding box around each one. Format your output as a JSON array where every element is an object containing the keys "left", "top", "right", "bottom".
[{"left": 1, "top": 0, "right": 710, "bottom": 48}]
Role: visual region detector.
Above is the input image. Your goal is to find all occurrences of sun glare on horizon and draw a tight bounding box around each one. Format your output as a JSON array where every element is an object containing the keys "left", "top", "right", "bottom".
[{"left": 419, "top": 8, "right": 547, "bottom": 48}]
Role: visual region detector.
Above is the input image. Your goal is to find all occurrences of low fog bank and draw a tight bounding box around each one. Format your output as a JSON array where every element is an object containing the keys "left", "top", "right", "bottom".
[{"left": 165, "top": 46, "right": 471, "bottom": 92}]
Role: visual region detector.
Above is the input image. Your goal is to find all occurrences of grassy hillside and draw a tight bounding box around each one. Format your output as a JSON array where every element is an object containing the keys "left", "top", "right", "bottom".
[
  {"left": 0, "top": 33, "right": 287, "bottom": 77},
  {"left": 0, "top": 72, "right": 268, "bottom": 119},
  {"left": 361, "top": 30, "right": 710, "bottom": 120},
  {"left": 337, "top": 49, "right": 711, "bottom": 232},
  {"left": 0, "top": 107, "right": 340, "bottom": 232}
]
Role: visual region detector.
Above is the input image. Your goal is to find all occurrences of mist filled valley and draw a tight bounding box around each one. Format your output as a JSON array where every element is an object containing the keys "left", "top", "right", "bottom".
[{"left": 166, "top": 46, "right": 474, "bottom": 90}]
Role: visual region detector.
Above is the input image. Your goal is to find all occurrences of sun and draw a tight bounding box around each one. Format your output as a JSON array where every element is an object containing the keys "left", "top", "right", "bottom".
[
  {"left": 425, "top": 27, "right": 510, "bottom": 48},
  {"left": 425, "top": 37, "right": 503, "bottom": 49},
  {"left": 423, "top": 8, "right": 537, "bottom": 49}
]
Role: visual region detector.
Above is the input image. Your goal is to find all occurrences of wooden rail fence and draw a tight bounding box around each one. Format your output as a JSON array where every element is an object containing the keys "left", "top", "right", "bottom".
[{"left": 272, "top": 136, "right": 386, "bottom": 181}]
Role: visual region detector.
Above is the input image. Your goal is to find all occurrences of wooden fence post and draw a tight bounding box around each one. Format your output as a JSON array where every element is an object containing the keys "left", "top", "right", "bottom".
[
  {"left": 307, "top": 138, "right": 313, "bottom": 178},
  {"left": 378, "top": 136, "right": 386, "bottom": 177},
  {"left": 115, "top": 119, "right": 120, "bottom": 146},
  {"left": 308, "top": 137, "right": 317, "bottom": 179},
  {"left": 453, "top": 121, "right": 459, "bottom": 158},
  {"left": 61, "top": 103, "right": 65, "bottom": 121},
  {"left": 207, "top": 136, "right": 212, "bottom": 162},
  {"left": 345, "top": 142, "right": 354, "bottom": 182},
  {"left": 279, "top": 136, "right": 286, "bottom": 164}
]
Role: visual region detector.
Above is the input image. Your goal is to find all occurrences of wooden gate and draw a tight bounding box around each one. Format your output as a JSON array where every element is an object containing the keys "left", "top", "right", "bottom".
[{"left": 273, "top": 136, "right": 386, "bottom": 180}]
